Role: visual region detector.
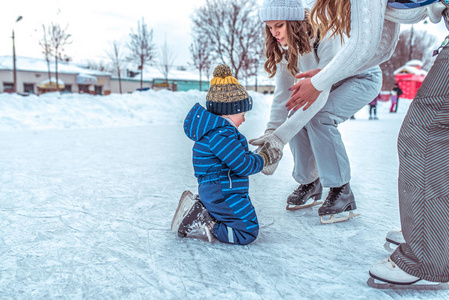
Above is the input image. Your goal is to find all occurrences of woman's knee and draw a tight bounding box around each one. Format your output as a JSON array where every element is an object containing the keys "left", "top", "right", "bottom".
[{"left": 309, "top": 111, "right": 338, "bottom": 128}]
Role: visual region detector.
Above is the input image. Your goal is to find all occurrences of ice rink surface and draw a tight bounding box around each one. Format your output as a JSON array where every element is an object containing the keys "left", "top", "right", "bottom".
[{"left": 0, "top": 91, "right": 447, "bottom": 299}]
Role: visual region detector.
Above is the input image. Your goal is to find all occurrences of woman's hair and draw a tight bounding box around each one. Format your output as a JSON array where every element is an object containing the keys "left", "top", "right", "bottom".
[
  {"left": 264, "top": 10, "right": 314, "bottom": 78},
  {"left": 310, "top": 0, "right": 351, "bottom": 41}
]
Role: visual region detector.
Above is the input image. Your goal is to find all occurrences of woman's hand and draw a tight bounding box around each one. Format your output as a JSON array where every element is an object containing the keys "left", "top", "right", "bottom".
[{"left": 285, "top": 69, "right": 322, "bottom": 111}]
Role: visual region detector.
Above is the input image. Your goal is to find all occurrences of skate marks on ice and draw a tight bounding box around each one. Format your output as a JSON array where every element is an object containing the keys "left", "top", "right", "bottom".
[
  {"left": 367, "top": 277, "right": 449, "bottom": 290},
  {"left": 1, "top": 118, "right": 449, "bottom": 298},
  {"left": 162, "top": 240, "right": 291, "bottom": 299}
]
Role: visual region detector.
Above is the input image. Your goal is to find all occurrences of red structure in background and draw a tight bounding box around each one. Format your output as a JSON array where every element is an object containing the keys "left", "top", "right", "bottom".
[
  {"left": 393, "top": 60, "right": 427, "bottom": 99},
  {"left": 379, "top": 91, "right": 391, "bottom": 101}
]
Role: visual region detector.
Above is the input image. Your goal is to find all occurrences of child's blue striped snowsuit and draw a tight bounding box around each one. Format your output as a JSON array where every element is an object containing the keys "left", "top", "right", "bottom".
[{"left": 184, "top": 103, "right": 264, "bottom": 245}]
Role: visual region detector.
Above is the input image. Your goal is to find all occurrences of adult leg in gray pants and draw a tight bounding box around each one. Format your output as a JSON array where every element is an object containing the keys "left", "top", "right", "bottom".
[
  {"left": 369, "top": 44, "right": 449, "bottom": 286},
  {"left": 389, "top": 45, "right": 449, "bottom": 283},
  {"left": 288, "top": 67, "right": 382, "bottom": 214}
]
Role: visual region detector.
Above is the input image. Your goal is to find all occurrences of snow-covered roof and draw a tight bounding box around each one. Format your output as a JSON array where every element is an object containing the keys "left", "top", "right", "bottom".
[
  {"left": 393, "top": 65, "right": 427, "bottom": 76},
  {"left": 76, "top": 73, "right": 98, "bottom": 84},
  {"left": 405, "top": 59, "right": 423, "bottom": 67},
  {"left": 0, "top": 55, "right": 274, "bottom": 85},
  {"left": 0, "top": 55, "right": 111, "bottom": 76},
  {"left": 118, "top": 65, "right": 210, "bottom": 82},
  {"left": 115, "top": 65, "right": 275, "bottom": 85}
]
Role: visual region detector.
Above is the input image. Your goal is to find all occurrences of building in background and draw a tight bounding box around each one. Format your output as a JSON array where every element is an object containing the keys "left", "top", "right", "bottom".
[
  {"left": 394, "top": 60, "right": 427, "bottom": 99},
  {"left": 111, "top": 66, "right": 210, "bottom": 93},
  {"left": 0, "top": 56, "right": 111, "bottom": 95},
  {"left": 0, "top": 56, "right": 274, "bottom": 95}
]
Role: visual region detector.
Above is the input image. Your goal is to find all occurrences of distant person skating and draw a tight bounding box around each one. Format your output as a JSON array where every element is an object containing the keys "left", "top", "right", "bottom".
[
  {"left": 390, "top": 82, "right": 403, "bottom": 113},
  {"left": 369, "top": 93, "right": 381, "bottom": 120}
]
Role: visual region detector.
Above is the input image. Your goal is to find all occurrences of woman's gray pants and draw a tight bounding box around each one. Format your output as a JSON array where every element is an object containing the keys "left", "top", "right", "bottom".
[
  {"left": 390, "top": 45, "right": 449, "bottom": 283},
  {"left": 289, "top": 67, "right": 382, "bottom": 188}
]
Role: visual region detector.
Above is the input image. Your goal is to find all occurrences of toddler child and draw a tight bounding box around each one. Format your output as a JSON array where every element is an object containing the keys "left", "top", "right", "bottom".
[{"left": 171, "top": 64, "right": 281, "bottom": 245}]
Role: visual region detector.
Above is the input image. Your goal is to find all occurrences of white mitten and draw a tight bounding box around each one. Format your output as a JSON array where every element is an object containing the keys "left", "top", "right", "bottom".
[
  {"left": 249, "top": 129, "right": 275, "bottom": 146},
  {"left": 255, "top": 133, "right": 285, "bottom": 175},
  {"left": 258, "top": 142, "right": 282, "bottom": 166}
]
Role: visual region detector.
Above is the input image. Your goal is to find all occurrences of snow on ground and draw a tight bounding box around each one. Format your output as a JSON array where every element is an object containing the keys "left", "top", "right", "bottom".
[{"left": 0, "top": 90, "right": 448, "bottom": 299}]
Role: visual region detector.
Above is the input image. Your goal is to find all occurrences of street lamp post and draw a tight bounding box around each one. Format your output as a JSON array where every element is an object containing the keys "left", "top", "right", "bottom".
[
  {"left": 12, "top": 16, "right": 23, "bottom": 93},
  {"left": 255, "top": 59, "right": 259, "bottom": 92}
]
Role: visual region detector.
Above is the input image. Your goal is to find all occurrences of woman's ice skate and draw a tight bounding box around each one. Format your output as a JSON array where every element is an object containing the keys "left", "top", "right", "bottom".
[
  {"left": 286, "top": 178, "right": 323, "bottom": 210},
  {"left": 318, "top": 183, "right": 359, "bottom": 224},
  {"left": 367, "top": 257, "right": 449, "bottom": 290},
  {"left": 383, "top": 230, "right": 404, "bottom": 252}
]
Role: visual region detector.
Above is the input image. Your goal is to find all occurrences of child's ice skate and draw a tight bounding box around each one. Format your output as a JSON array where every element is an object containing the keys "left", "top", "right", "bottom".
[
  {"left": 171, "top": 190, "right": 216, "bottom": 242},
  {"left": 383, "top": 230, "right": 404, "bottom": 252},
  {"left": 286, "top": 178, "right": 323, "bottom": 210},
  {"left": 318, "top": 183, "right": 359, "bottom": 224},
  {"left": 171, "top": 190, "right": 198, "bottom": 232},
  {"left": 367, "top": 257, "right": 449, "bottom": 290}
]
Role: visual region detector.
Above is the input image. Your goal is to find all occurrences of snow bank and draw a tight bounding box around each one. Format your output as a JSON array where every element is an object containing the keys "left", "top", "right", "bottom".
[{"left": 0, "top": 90, "right": 272, "bottom": 131}]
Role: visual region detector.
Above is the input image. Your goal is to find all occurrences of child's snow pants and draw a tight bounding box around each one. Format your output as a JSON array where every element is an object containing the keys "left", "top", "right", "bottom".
[{"left": 198, "top": 176, "right": 258, "bottom": 245}]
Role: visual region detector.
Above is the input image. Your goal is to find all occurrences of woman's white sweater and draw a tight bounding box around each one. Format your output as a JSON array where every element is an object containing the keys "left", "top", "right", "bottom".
[
  {"left": 267, "top": 32, "right": 344, "bottom": 144},
  {"left": 311, "top": 0, "right": 447, "bottom": 92}
]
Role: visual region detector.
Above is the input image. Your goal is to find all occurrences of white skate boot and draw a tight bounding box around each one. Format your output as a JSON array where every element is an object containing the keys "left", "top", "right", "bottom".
[{"left": 368, "top": 257, "right": 449, "bottom": 290}]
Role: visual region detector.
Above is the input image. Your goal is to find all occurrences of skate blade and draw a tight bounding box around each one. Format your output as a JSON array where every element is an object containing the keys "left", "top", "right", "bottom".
[
  {"left": 170, "top": 190, "right": 196, "bottom": 232},
  {"left": 320, "top": 211, "right": 359, "bottom": 224},
  {"left": 367, "top": 277, "right": 449, "bottom": 290},
  {"left": 286, "top": 200, "right": 323, "bottom": 211},
  {"left": 383, "top": 241, "right": 397, "bottom": 253}
]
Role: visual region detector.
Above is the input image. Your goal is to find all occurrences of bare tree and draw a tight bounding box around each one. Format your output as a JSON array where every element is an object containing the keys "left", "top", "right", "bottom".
[
  {"left": 39, "top": 24, "right": 52, "bottom": 84},
  {"left": 191, "top": 0, "right": 264, "bottom": 79},
  {"left": 47, "top": 22, "right": 72, "bottom": 91},
  {"left": 157, "top": 35, "right": 177, "bottom": 87},
  {"left": 107, "top": 41, "right": 126, "bottom": 94},
  {"left": 40, "top": 22, "right": 72, "bottom": 92},
  {"left": 127, "top": 18, "right": 157, "bottom": 90},
  {"left": 380, "top": 28, "right": 438, "bottom": 90},
  {"left": 241, "top": 57, "right": 258, "bottom": 88},
  {"left": 190, "top": 34, "right": 211, "bottom": 90}
]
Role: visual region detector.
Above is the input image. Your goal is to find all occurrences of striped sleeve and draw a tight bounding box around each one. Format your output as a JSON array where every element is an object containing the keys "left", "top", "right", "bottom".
[{"left": 209, "top": 129, "right": 264, "bottom": 176}]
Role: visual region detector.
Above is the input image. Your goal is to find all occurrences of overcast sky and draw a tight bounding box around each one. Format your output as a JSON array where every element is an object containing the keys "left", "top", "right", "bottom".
[
  {"left": 1, "top": 0, "right": 447, "bottom": 69},
  {"left": 0, "top": 0, "right": 208, "bottom": 68}
]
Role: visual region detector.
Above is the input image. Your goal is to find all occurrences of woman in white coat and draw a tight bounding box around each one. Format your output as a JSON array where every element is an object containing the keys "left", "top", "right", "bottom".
[{"left": 252, "top": 0, "right": 382, "bottom": 223}]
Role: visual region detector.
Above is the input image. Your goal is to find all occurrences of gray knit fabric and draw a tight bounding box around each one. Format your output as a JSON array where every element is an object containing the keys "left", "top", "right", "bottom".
[{"left": 259, "top": 0, "right": 305, "bottom": 22}]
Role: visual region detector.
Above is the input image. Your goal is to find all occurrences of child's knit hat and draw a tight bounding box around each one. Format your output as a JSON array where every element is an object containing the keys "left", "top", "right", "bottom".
[
  {"left": 206, "top": 64, "right": 252, "bottom": 115},
  {"left": 259, "top": 0, "right": 305, "bottom": 22}
]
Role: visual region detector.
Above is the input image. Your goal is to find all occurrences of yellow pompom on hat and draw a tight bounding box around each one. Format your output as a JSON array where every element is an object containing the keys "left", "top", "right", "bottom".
[{"left": 206, "top": 64, "right": 252, "bottom": 115}]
